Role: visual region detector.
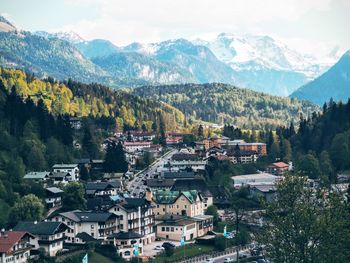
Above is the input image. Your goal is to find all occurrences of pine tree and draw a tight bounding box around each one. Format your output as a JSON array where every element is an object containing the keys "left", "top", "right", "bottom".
[{"left": 104, "top": 142, "right": 128, "bottom": 173}]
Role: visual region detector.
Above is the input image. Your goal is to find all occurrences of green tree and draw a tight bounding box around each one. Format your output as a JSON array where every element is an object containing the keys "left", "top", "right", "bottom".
[
  {"left": 82, "top": 122, "right": 100, "bottom": 159},
  {"left": 197, "top": 124, "right": 204, "bottom": 138},
  {"left": 104, "top": 142, "right": 128, "bottom": 173},
  {"left": 319, "top": 150, "right": 334, "bottom": 185},
  {"left": 27, "top": 145, "right": 47, "bottom": 170},
  {"left": 260, "top": 175, "right": 350, "bottom": 263},
  {"left": 9, "top": 194, "right": 45, "bottom": 226},
  {"left": 62, "top": 182, "right": 86, "bottom": 211},
  {"left": 297, "top": 154, "right": 321, "bottom": 179},
  {"left": 281, "top": 139, "right": 292, "bottom": 162},
  {"left": 329, "top": 133, "right": 350, "bottom": 171}
]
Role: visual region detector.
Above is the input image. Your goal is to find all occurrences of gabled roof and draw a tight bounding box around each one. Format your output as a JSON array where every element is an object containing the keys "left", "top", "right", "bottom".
[
  {"left": 163, "top": 171, "right": 195, "bottom": 179},
  {"left": 46, "top": 187, "right": 64, "bottom": 194},
  {"left": 0, "top": 231, "right": 34, "bottom": 253},
  {"left": 76, "top": 232, "right": 98, "bottom": 242},
  {"left": 147, "top": 179, "right": 175, "bottom": 188},
  {"left": 109, "top": 231, "right": 143, "bottom": 240},
  {"left": 86, "top": 181, "right": 121, "bottom": 191},
  {"left": 14, "top": 221, "right": 67, "bottom": 235},
  {"left": 153, "top": 190, "right": 200, "bottom": 204},
  {"left": 52, "top": 164, "right": 78, "bottom": 169},
  {"left": 171, "top": 153, "right": 200, "bottom": 161},
  {"left": 171, "top": 179, "right": 212, "bottom": 197},
  {"left": 24, "top": 171, "right": 50, "bottom": 180},
  {"left": 269, "top": 162, "right": 289, "bottom": 168},
  {"left": 59, "top": 210, "right": 117, "bottom": 223}
]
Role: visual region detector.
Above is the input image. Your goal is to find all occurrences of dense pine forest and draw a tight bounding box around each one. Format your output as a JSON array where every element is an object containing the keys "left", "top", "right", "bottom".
[
  {"left": 275, "top": 99, "right": 350, "bottom": 184},
  {"left": 133, "top": 83, "right": 319, "bottom": 129}
]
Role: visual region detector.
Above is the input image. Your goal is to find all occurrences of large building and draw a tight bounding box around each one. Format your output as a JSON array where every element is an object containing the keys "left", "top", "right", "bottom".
[
  {"left": 267, "top": 162, "right": 290, "bottom": 175},
  {"left": 155, "top": 214, "right": 213, "bottom": 241},
  {"left": 50, "top": 210, "right": 118, "bottom": 243},
  {"left": 147, "top": 190, "right": 204, "bottom": 217},
  {"left": 108, "top": 198, "right": 155, "bottom": 245}
]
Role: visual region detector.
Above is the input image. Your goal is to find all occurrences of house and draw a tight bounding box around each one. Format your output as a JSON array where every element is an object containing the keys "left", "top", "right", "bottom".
[
  {"left": 45, "top": 187, "right": 63, "bottom": 209},
  {"left": 0, "top": 231, "right": 34, "bottom": 263},
  {"left": 23, "top": 171, "right": 50, "bottom": 182},
  {"left": 49, "top": 172, "right": 72, "bottom": 185},
  {"left": 108, "top": 198, "right": 155, "bottom": 245},
  {"left": 155, "top": 214, "right": 213, "bottom": 241},
  {"left": 123, "top": 142, "right": 151, "bottom": 153},
  {"left": 50, "top": 210, "right": 118, "bottom": 243},
  {"left": 232, "top": 173, "right": 283, "bottom": 188},
  {"left": 85, "top": 181, "right": 123, "bottom": 197},
  {"left": 166, "top": 137, "right": 182, "bottom": 146},
  {"left": 267, "top": 162, "right": 289, "bottom": 175},
  {"left": 250, "top": 185, "right": 277, "bottom": 203},
  {"left": 146, "top": 179, "right": 175, "bottom": 190},
  {"left": 228, "top": 140, "right": 267, "bottom": 156},
  {"left": 166, "top": 153, "right": 207, "bottom": 171},
  {"left": 147, "top": 190, "right": 204, "bottom": 217},
  {"left": 162, "top": 171, "right": 196, "bottom": 179},
  {"left": 226, "top": 146, "right": 258, "bottom": 164},
  {"left": 69, "top": 117, "right": 82, "bottom": 130},
  {"left": 170, "top": 179, "right": 213, "bottom": 210},
  {"left": 52, "top": 164, "right": 79, "bottom": 181},
  {"left": 156, "top": 215, "right": 197, "bottom": 241},
  {"left": 13, "top": 221, "right": 67, "bottom": 256},
  {"left": 107, "top": 232, "right": 143, "bottom": 260},
  {"left": 127, "top": 130, "right": 156, "bottom": 142}
]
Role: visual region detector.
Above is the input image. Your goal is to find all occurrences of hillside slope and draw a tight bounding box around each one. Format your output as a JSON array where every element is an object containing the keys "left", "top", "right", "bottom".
[{"left": 133, "top": 83, "right": 319, "bottom": 129}]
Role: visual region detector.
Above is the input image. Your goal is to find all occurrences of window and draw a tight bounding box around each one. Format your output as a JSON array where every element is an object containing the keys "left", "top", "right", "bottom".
[
  {"left": 120, "top": 215, "right": 123, "bottom": 220},
  {"left": 161, "top": 227, "right": 165, "bottom": 231},
  {"left": 171, "top": 227, "right": 174, "bottom": 232},
  {"left": 166, "top": 227, "right": 169, "bottom": 232}
]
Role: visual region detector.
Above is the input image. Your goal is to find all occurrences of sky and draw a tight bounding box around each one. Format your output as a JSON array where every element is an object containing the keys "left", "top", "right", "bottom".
[{"left": 0, "top": 0, "right": 349, "bottom": 57}]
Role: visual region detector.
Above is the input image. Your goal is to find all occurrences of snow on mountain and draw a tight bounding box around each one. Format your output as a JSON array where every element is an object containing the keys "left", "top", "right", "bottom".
[
  {"left": 34, "top": 30, "right": 85, "bottom": 44},
  {"left": 194, "top": 33, "right": 340, "bottom": 79}
]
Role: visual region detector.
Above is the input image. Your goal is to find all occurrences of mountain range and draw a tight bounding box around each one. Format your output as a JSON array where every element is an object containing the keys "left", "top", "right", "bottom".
[
  {"left": 0, "top": 16, "right": 345, "bottom": 99},
  {"left": 291, "top": 50, "right": 350, "bottom": 105}
]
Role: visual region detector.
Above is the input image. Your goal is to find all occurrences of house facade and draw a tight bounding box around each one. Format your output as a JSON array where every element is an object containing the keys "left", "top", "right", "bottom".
[
  {"left": 52, "top": 164, "right": 80, "bottom": 181},
  {"left": 50, "top": 210, "right": 118, "bottom": 243},
  {"left": 147, "top": 190, "right": 204, "bottom": 217},
  {"left": 108, "top": 198, "right": 155, "bottom": 245},
  {"left": 14, "top": 221, "right": 67, "bottom": 257},
  {"left": 0, "top": 231, "right": 34, "bottom": 263}
]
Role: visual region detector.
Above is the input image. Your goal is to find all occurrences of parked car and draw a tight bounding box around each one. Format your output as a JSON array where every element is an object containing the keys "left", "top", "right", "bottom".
[
  {"left": 154, "top": 245, "right": 165, "bottom": 251},
  {"left": 238, "top": 252, "right": 248, "bottom": 259},
  {"left": 204, "top": 259, "right": 213, "bottom": 263},
  {"left": 224, "top": 257, "right": 232, "bottom": 262}
]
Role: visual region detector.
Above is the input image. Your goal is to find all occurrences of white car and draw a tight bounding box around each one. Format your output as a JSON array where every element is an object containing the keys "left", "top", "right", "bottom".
[
  {"left": 224, "top": 257, "right": 232, "bottom": 262},
  {"left": 154, "top": 245, "right": 165, "bottom": 251},
  {"left": 204, "top": 259, "right": 213, "bottom": 263}
]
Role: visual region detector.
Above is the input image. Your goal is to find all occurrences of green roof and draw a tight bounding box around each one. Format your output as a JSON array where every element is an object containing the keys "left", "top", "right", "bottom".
[
  {"left": 153, "top": 190, "right": 199, "bottom": 204},
  {"left": 24, "top": 171, "right": 50, "bottom": 179}
]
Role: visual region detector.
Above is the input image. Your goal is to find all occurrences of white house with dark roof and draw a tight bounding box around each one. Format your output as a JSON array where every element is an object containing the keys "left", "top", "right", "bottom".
[
  {"left": 107, "top": 231, "right": 144, "bottom": 260},
  {"left": 13, "top": 221, "right": 67, "bottom": 256},
  {"left": 50, "top": 210, "right": 118, "bottom": 243},
  {"left": 85, "top": 181, "right": 123, "bottom": 197},
  {"left": 108, "top": 198, "right": 155, "bottom": 245},
  {"left": 52, "top": 164, "right": 79, "bottom": 181},
  {"left": 45, "top": 187, "right": 64, "bottom": 208}
]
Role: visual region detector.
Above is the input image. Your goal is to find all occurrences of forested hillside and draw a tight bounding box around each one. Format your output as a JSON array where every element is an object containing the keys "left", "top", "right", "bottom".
[
  {"left": 133, "top": 83, "right": 319, "bottom": 129},
  {"left": 0, "top": 68, "right": 184, "bottom": 130},
  {"left": 275, "top": 99, "right": 350, "bottom": 184}
]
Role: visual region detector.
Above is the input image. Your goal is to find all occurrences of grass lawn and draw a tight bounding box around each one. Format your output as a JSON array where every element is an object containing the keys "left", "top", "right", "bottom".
[
  {"left": 155, "top": 244, "right": 215, "bottom": 263},
  {"left": 89, "top": 252, "right": 114, "bottom": 263}
]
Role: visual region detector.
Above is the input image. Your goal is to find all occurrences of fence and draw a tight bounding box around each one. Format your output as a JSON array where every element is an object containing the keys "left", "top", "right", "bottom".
[{"left": 173, "top": 244, "right": 255, "bottom": 263}]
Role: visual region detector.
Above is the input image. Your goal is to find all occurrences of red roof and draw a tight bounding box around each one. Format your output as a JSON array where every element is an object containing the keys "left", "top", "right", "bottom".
[
  {"left": 0, "top": 231, "right": 31, "bottom": 253},
  {"left": 271, "top": 162, "right": 289, "bottom": 168}
]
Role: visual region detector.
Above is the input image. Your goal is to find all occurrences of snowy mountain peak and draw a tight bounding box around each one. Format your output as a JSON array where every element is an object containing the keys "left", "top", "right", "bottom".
[{"left": 33, "top": 30, "right": 85, "bottom": 44}]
